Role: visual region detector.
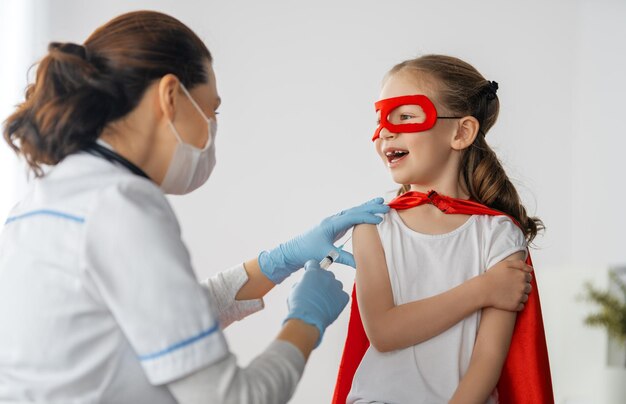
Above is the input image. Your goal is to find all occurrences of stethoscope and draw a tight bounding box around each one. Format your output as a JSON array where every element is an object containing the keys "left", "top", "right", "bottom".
[{"left": 84, "top": 142, "right": 150, "bottom": 180}]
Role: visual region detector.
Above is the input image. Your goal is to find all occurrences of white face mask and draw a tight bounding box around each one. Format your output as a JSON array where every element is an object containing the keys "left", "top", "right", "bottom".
[{"left": 161, "top": 84, "right": 217, "bottom": 195}]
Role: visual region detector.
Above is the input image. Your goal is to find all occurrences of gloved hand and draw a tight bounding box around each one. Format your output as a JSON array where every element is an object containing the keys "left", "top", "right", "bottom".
[
  {"left": 284, "top": 260, "right": 350, "bottom": 347},
  {"left": 259, "top": 197, "right": 389, "bottom": 284}
]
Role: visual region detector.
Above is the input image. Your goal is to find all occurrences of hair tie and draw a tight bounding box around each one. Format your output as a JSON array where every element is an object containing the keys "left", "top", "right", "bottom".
[
  {"left": 48, "top": 42, "right": 89, "bottom": 61},
  {"left": 486, "top": 80, "right": 499, "bottom": 101}
]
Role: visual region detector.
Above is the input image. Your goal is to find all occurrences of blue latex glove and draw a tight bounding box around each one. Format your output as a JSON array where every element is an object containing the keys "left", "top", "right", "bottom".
[
  {"left": 284, "top": 260, "right": 350, "bottom": 347},
  {"left": 258, "top": 197, "right": 389, "bottom": 284}
]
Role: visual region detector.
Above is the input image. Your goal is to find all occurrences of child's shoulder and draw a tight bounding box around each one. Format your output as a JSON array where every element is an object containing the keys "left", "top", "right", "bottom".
[
  {"left": 476, "top": 214, "right": 527, "bottom": 249},
  {"left": 479, "top": 214, "right": 529, "bottom": 267},
  {"left": 353, "top": 212, "right": 391, "bottom": 241},
  {"left": 475, "top": 214, "right": 521, "bottom": 233},
  {"left": 353, "top": 219, "right": 385, "bottom": 234}
]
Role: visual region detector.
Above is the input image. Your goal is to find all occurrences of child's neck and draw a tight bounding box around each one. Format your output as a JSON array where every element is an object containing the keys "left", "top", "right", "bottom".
[
  {"left": 398, "top": 181, "right": 473, "bottom": 236},
  {"left": 397, "top": 203, "right": 473, "bottom": 235},
  {"left": 409, "top": 182, "right": 469, "bottom": 200}
]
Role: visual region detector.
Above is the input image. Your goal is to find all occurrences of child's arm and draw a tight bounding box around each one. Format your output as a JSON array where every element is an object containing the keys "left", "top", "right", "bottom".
[
  {"left": 354, "top": 224, "right": 530, "bottom": 352},
  {"left": 448, "top": 252, "right": 524, "bottom": 404}
]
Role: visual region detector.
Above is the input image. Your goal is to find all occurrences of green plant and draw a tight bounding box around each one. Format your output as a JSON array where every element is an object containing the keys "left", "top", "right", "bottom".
[{"left": 582, "top": 270, "right": 626, "bottom": 343}]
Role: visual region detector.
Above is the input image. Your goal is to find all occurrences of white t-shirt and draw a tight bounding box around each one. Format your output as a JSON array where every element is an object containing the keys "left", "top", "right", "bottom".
[
  {"left": 348, "top": 209, "right": 527, "bottom": 404},
  {"left": 0, "top": 151, "right": 268, "bottom": 403}
]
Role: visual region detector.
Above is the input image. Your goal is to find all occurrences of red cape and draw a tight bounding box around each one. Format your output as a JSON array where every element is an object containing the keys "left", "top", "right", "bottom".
[{"left": 332, "top": 190, "right": 553, "bottom": 404}]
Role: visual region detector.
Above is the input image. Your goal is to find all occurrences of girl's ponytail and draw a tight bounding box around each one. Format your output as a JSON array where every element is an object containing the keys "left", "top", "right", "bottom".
[{"left": 461, "top": 134, "right": 543, "bottom": 243}]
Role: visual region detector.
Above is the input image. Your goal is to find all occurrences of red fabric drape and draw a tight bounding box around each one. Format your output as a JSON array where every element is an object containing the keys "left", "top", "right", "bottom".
[{"left": 332, "top": 190, "right": 553, "bottom": 404}]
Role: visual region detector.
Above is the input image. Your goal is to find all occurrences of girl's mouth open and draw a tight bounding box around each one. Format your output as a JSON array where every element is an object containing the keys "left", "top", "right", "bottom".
[{"left": 385, "top": 149, "right": 409, "bottom": 167}]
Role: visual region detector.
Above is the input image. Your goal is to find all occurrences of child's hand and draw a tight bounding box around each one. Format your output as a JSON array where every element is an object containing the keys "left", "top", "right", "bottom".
[{"left": 482, "top": 260, "right": 533, "bottom": 311}]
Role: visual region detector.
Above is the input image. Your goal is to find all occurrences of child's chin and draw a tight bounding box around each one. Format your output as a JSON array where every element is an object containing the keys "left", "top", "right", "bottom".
[{"left": 391, "top": 173, "right": 415, "bottom": 185}]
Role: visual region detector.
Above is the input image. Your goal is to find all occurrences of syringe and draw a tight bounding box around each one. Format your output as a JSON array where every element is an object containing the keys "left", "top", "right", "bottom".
[
  {"left": 320, "top": 250, "right": 340, "bottom": 270},
  {"left": 319, "top": 234, "right": 353, "bottom": 270}
]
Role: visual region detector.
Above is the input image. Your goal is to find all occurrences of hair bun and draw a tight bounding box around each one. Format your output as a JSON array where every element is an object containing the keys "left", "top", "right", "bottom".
[
  {"left": 486, "top": 80, "right": 499, "bottom": 100},
  {"left": 48, "top": 42, "right": 88, "bottom": 61}
]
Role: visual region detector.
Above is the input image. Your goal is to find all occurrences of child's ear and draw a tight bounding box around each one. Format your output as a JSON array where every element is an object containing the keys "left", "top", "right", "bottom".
[{"left": 450, "top": 116, "right": 480, "bottom": 151}]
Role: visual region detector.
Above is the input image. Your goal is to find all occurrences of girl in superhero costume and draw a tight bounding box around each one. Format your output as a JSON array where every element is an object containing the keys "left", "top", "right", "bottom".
[{"left": 333, "top": 55, "right": 553, "bottom": 404}]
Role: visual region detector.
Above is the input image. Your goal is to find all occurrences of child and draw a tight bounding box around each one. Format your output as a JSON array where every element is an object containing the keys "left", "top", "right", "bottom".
[{"left": 334, "top": 55, "right": 552, "bottom": 403}]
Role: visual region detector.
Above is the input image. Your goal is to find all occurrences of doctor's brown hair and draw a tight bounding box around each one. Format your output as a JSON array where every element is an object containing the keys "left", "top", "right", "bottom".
[
  {"left": 3, "top": 10, "right": 212, "bottom": 176},
  {"left": 390, "top": 55, "right": 544, "bottom": 243}
]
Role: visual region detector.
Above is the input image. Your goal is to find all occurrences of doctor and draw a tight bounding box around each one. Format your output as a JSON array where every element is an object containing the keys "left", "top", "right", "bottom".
[{"left": 0, "top": 10, "right": 388, "bottom": 403}]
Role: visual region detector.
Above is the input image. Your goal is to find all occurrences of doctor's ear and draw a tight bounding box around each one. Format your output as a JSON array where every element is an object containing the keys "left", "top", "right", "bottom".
[
  {"left": 157, "top": 74, "right": 181, "bottom": 122},
  {"left": 450, "top": 116, "right": 480, "bottom": 151}
]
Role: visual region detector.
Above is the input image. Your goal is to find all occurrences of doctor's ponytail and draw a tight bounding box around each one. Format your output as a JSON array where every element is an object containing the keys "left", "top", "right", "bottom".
[
  {"left": 3, "top": 11, "right": 212, "bottom": 176},
  {"left": 391, "top": 55, "right": 544, "bottom": 244}
]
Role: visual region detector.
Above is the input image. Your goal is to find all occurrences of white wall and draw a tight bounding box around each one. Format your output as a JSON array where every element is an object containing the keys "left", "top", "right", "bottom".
[
  {"left": 571, "top": 0, "right": 626, "bottom": 268},
  {"left": 2, "top": 0, "right": 625, "bottom": 402},
  {"left": 0, "top": 1, "right": 45, "bottom": 222}
]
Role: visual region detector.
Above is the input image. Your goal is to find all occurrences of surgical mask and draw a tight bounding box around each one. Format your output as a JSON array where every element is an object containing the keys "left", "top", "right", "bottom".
[{"left": 161, "top": 84, "right": 217, "bottom": 195}]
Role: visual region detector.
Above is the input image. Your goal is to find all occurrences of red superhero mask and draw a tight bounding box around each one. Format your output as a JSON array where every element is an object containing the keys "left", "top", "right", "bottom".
[{"left": 372, "top": 95, "right": 461, "bottom": 141}]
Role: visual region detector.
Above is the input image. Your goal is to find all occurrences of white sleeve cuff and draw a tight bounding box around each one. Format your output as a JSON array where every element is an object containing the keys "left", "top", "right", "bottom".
[
  {"left": 486, "top": 245, "right": 528, "bottom": 270},
  {"left": 200, "top": 264, "right": 265, "bottom": 328},
  {"left": 140, "top": 323, "right": 230, "bottom": 385}
]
